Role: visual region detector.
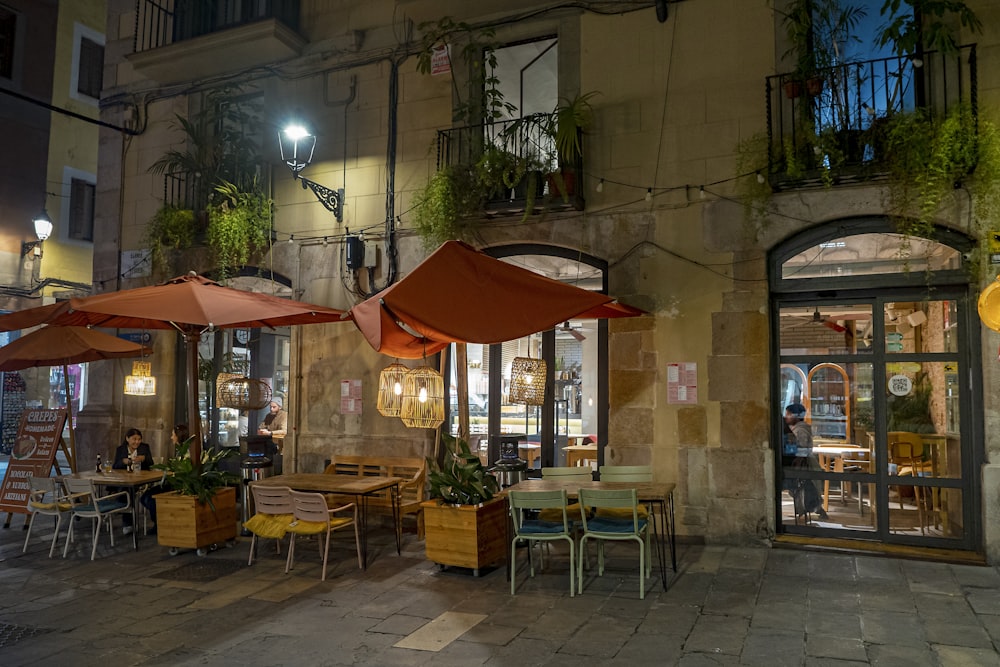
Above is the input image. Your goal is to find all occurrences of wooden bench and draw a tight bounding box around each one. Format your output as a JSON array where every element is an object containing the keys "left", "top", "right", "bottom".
[{"left": 323, "top": 455, "right": 427, "bottom": 539}]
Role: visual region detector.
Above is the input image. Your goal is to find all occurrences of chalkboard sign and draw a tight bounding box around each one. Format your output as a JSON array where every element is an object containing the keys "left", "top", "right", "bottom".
[{"left": 0, "top": 409, "right": 67, "bottom": 514}]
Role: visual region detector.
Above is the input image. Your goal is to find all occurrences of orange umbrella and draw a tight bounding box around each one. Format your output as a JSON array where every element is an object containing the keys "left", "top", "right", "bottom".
[
  {"left": 348, "top": 241, "right": 644, "bottom": 358},
  {"left": 0, "top": 326, "right": 151, "bottom": 471},
  {"left": 0, "top": 273, "right": 346, "bottom": 462}
]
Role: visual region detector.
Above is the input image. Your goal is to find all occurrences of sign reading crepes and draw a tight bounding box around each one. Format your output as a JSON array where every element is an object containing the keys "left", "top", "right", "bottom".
[{"left": 0, "top": 409, "right": 67, "bottom": 514}]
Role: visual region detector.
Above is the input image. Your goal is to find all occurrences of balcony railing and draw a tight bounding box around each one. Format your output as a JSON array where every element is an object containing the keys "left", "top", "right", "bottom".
[
  {"left": 436, "top": 115, "right": 583, "bottom": 214},
  {"left": 134, "top": 0, "right": 300, "bottom": 53},
  {"left": 766, "top": 45, "right": 976, "bottom": 189}
]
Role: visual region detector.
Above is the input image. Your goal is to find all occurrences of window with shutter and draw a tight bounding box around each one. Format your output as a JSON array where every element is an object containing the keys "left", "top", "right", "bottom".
[
  {"left": 77, "top": 37, "right": 103, "bottom": 99},
  {"left": 69, "top": 179, "right": 95, "bottom": 242}
]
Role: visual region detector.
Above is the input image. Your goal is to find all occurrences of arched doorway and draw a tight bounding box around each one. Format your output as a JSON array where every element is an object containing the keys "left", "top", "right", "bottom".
[
  {"left": 770, "top": 218, "right": 982, "bottom": 550},
  {"left": 445, "top": 245, "right": 609, "bottom": 473}
]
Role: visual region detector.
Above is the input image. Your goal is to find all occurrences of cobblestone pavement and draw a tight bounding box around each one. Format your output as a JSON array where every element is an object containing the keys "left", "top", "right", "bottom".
[{"left": 1, "top": 512, "right": 999, "bottom": 666}]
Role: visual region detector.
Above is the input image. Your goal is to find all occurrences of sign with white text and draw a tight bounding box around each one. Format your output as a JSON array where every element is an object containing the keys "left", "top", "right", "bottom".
[{"left": 0, "top": 409, "right": 67, "bottom": 514}]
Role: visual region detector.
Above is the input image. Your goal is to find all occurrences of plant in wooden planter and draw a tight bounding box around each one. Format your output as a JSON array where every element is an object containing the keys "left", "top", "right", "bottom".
[
  {"left": 153, "top": 439, "right": 240, "bottom": 554},
  {"left": 421, "top": 433, "right": 505, "bottom": 573}
]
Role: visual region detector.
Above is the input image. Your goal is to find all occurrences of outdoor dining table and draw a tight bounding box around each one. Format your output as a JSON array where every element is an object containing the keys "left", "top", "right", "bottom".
[
  {"left": 502, "top": 478, "right": 677, "bottom": 590},
  {"left": 253, "top": 473, "right": 403, "bottom": 569},
  {"left": 61, "top": 469, "right": 165, "bottom": 551}
]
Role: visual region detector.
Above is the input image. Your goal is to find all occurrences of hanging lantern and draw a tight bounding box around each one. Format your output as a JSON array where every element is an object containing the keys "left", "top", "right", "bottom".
[
  {"left": 123, "top": 361, "right": 156, "bottom": 396},
  {"left": 377, "top": 361, "right": 408, "bottom": 417},
  {"left": 217, "top": 376, "right": 272, "bottom": 410},
  {"left": 508, "top": 357, "right": 546, "bottom": 406},
  {"left": 399, "top": 365, "right": 445, "bottom": 429}
]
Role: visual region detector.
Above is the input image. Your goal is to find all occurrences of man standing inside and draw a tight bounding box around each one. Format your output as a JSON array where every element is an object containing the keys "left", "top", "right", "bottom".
[{"left": 783, "top": 403, "right": 828, "bottom": 520}]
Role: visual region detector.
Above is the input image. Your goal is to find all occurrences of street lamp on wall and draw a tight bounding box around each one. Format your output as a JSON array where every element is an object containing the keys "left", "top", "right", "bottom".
[
  {"left": 22, "top": 210, "right": 53, "bottom": 257},
  {"left": 279, "top": 123, "right": 344, "bottom": 222}
]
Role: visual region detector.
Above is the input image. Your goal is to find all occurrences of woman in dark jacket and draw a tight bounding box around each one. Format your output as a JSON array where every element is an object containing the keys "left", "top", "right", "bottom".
[{"left": 112, "top": 427, "right": 160, "bottom": 535}]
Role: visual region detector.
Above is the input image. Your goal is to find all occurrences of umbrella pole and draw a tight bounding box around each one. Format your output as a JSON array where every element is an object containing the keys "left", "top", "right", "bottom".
[
  {"left": 185, "top": 331, "right": 203, "bottom": 465},
  {"left": 456, "top": 343, "right": 469, "bottom": 441},
  {"left": 63, "top": 363, "right": 76, "bottom": 472}
]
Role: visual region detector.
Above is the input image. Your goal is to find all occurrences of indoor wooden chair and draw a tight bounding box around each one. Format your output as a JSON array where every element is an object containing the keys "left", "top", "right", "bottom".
[
  {"left": 285, "top": 490, "right": 361, "bottom": 581},
  {"left": 888, "top": 432, "right": 934, "bottom": 534}
]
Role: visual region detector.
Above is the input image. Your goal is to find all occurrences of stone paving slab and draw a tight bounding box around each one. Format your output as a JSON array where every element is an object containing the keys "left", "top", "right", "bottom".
[{"left": 2, "top": 522, "right": 1000, "bottom": 665}]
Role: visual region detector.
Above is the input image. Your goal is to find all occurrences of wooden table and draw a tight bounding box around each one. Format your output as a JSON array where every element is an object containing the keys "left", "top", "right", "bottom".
[
  {"left": 253, "top": 473, "right": 402, "bottom": 569},
  {"left": 562, "top": 443, "right": 598, "bottom": 468},
  {"left": 61, "top": 470, "right": 165, "bottom": 551},
  {"left": 503, "top": 478, "right": 677, "bottom": 590},
  {"left": 813, "top": 445, "right": 871, "bottom": 514},
  {"left": 518, "top": 443, "right": 540, "bottom": 468}
]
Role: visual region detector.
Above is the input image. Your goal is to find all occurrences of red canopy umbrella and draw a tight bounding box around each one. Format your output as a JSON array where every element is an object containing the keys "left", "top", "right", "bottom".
[
  {"left": 0, "top": 326, "right": 151, "bottom": 471},
  {"left": 0, "top": 273, "right": 346, "bottom": 462},
  {"left": 349, "top": 240, "right": 644, "bottom": 358}
]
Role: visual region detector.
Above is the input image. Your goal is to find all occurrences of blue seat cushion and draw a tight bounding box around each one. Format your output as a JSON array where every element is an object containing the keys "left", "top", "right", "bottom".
[
  {"left": 76, "top": 500, "right": 127, "bottom": 514},
  {"left": 520, "top": 519, "right": 574, "bottom": 534},
  {"left": 587, "top": 516, "right": 647, "bottom": 533}
]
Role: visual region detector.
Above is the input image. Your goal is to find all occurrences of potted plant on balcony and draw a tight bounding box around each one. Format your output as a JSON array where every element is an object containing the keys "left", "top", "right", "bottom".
[
  {"left": 779, "top": 0, "right": 866, "bottom": 99},
  {"left": 152, "top": 439, "right": 239, "bottom": 556},
  {"left": 421, "top": 433, "right": 506, "bottom": 574},
  {"left": 547, "top": 91, "right": 599, "bottom": 202}
]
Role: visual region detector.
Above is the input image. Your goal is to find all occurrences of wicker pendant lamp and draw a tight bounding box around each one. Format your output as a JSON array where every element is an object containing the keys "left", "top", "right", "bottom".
[
  {"left": 217, "top": 376, "right": 272, "bottom": 410},
  {"left": 377, "top": 361, "right": 408, "bottom": 417},
  {"left": 508, "top": 356, "right": 546, "bottom": 406},
  {"left": 123, "top": 360, "right": 156, "bottom": 396},
  {"left": 399, "top": 365, "right": 445, "bottom": 428}
]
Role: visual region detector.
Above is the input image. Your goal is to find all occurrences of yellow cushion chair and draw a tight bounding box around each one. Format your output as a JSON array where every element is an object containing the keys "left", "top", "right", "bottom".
[
  {"left": 23, "top": 476, "right": 73, "bottom": 558},
  {"left": 285, "top": 490, "right": 362, "bottom": 581},
  {"left": 245, "top": 484, "right": 295, "bottom": 566},
  {"left": 596, "top": 465, "right": 651, "bottom": 520}
]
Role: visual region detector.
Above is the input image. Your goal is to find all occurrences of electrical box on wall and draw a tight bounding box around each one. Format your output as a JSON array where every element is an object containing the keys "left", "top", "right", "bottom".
[
  {"left": 345, "top": 236, "right": 363, "bottom": 270},
  {"left": 363, "top": 241, "right": 378, "bottom": 268}
]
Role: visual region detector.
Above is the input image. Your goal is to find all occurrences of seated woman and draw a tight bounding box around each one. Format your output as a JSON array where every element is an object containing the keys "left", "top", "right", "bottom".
[{"left": 111, "top": 427, "right": 162, "bottom": 535}]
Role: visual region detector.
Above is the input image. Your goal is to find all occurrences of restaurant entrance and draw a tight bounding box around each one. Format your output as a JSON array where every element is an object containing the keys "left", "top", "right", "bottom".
[
  {"left": 770, "top": 220, "right": 981, "bottom": 550},
  {"left": 447, "top": 245, "right": 609, "bottom": 472}
]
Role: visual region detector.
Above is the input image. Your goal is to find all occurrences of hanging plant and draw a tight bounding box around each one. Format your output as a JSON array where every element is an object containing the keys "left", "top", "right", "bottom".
[
  {"left": 412, "top": 165, "right": 482, "bottom": 249},
  {"left": 206, "top": 180, "right": 273, "bottom": 279},
  {"left": 145, "top": 205, "right": 197, "bottom": 274}
]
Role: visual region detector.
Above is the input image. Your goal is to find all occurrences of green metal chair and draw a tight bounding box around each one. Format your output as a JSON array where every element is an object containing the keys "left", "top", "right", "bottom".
[
  {"left": 577, "top": 487, "right": 651, "bottom": 599},
  {"left": 509, "top": 489, "right": 576, "bottom": 597}
]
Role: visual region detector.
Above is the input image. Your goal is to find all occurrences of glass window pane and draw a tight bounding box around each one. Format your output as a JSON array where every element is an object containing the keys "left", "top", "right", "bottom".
[
  {"left": 887, "top": 485, "right": 963, "bottom": 539},
  {"left": 884, "top": 361, "right": 960, "bottom": 479},
  {"left": 781, "top": 233, "right": 961, "bottom": 279},
  {"left": 779, "top": 304, "right": 872, "bottom": 355},
  {"left": 884, "top": 300, "right": 956, "bottom": 354}
]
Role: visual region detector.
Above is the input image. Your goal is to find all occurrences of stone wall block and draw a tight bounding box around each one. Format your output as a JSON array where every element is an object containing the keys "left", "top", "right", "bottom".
[
  {"left": 608, "top": 407, "right": 654, "bottom": 446},
  {"left": 706, "top": 355, "right": 767, "bottom": 402},
  {"left": 610, "top": 369, "right": 656, "bottom": 408},
  {"left": 719, "top": 401, "right": 769, "bottom": 450},
  {"left": 610, "top": 331, "right": 643, "bottom": 369},
  {"left": 678, "top": 406, "right": 708, "bottom": 446},
  {"left": 708, "top": 449, "right": 766, "bottom": 500},
  {"left": 712, "top": 311, "right": 768, "bottom": 356}
]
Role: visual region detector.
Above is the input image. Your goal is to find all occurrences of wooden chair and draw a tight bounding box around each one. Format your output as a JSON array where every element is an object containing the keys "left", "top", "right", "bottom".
[
  {"left": 577, "top": 488, "right": 651, "bottom": 599},
  {"left": 285, "top": 490, "right": 361, "bottom": 581},
  {"left": 245, "top": 484, "right": 294, "bottom": 566},
  {"left": 62, "top": 478, "right": 130, "bottom": 560},
  {"left": 509, "top": 489, "right": 576, "bottom": 597},
  {"left": 23, "top": 476, "right": 72, "bottom": 558},
  {"left": 888, "top": 432, "right": 933, "bottom": 534}
]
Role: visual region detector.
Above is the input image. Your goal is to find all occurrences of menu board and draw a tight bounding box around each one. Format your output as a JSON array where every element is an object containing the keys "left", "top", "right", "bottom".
[{"left": 0, "top": 409, "right": 67, "bottom": 514}]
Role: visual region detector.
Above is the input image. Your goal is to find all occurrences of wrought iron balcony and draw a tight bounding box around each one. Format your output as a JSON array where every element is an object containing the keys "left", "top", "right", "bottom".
[
  {"left": 134, "top": 0, "right": 300, "bottom": 52},
  {"left": 436, "top": 115, "right": 584, "bottom": 216},
  {"left": 765, "top": 45, "right": 976, "bottom": 189}
]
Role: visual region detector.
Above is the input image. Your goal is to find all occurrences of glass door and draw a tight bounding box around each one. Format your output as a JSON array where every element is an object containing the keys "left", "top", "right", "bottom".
[{"left": 776, "top": 294, "right": 972, "bottom": 547}]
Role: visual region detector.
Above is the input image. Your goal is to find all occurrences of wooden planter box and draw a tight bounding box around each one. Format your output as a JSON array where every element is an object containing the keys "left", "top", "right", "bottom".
[
  {"left": 421, "top": 497, "right": 508, "bottom": 574},
  {"left": 155, "top": 486, "right": 238, "bottom": 550}
]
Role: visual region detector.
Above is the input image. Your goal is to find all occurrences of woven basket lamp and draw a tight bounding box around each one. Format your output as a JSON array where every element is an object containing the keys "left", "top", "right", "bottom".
[
  {"left": 123, "top": 361, "right": 156, "bottom": 396},
  {"left": 377, "top": 361, "right": 408, "bottom": 417},
  {"left": 508, "top": 357, "right": 547, "bottom": 406},
  {"left": 217, "top": 376, "right": 272, "bottom": 411},
  {"left": 399, "top": 365, "right": 445, "bottom": 428}
]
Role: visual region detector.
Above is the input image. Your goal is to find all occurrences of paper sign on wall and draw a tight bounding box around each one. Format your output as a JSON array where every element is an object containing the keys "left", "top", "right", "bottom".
[
  {"left": 667, "top": 362, "right": 698, "bottom": 405},
  {"left": 341, "top": 379, "right": 362, "bottom": 414}
]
